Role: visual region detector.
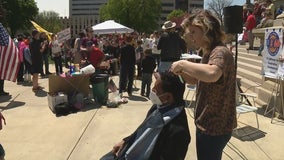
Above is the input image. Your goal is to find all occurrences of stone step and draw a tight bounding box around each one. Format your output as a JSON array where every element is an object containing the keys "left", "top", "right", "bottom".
[
  {"left": 237, "top": 56, "right": 262, "bottom": 68},
  {"left": 238, "top": 67, "right": 275, "bottom": 90},
  {"left": 238, "top": 61, "right": 262, "bottom": 74},
  {"left": 237, "top": 67, "right": 262, "bottom": 84},
  {"left": 234, "top": 40, "right": 279, "bottom": 106},
  {"left": 229, "top": 42, "right": 278, "bottom": 107},
  {"left": 237, "top": 76, "right": 274, "bottom": 107},
  {"left": 238, "top": 48, "right": 262, "bottom": 57}
]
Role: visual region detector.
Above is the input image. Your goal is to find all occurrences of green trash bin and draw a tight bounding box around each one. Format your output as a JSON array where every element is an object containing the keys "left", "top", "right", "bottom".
[{"left": 91, "top": 74, "right": 109, "bottom": 105}]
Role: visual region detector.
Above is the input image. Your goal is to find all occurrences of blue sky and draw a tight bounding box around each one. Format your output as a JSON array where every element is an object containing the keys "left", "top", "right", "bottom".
[
  {"left": 35, "top": 0, "right": 247, "bottom": 17},
  {"left": 231, "top": 0, "right": 247, "bottom": 5}
]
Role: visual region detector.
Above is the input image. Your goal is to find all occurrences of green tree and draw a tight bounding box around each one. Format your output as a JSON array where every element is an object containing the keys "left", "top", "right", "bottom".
[
  {"left": 0, "top": 0, "right": 8, "bottom": 26},
  {"left": 34, "top": 11, "right": 63, "bottom": 34},
  {"left": 100, "top": 0, "right": 161, "bottom": 33},
  {"left": 2, "top": 0, "right": 38, "bottom": 37},
  {"left": 207, "top": 0, "right": 233, "bottom": 24},
  {"left": 167, "top": 9, "right": 185, "bottom": 21}
]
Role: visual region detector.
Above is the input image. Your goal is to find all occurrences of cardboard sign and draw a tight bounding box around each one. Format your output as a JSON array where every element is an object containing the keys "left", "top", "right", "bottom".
[
  {"left": 57, "top": 28, "right": 71, "bottom": 43},
  {"left": 277, "top": 58, "right": 284, "bottom": 80}
]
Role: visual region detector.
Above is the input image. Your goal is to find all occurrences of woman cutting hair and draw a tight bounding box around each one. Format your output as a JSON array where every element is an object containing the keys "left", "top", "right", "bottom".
[{"left": 170, "top": 9, "right": 237, "bottom": 160}]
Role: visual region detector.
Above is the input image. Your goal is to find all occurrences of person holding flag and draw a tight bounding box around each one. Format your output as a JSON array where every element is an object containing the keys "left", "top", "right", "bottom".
[
  {"left": 0, "top": 23, "right": 20, "bottom": 95},
  {"left": 0, "top": 79, "right": 8, "bottom": 96},
  {"left": 0, "top": 23, "right": 12, "bottom": 159}
]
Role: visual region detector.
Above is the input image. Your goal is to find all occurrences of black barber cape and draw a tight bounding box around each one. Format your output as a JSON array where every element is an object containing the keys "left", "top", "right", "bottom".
[{"left": 120, "top": 103, "right": 190, "bottom": 160}]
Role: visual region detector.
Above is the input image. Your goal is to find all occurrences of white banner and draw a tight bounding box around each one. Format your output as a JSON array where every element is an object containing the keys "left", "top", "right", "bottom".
[
  {"left": 263, "top": 28, "right": 283, "bottom": 79},
  {"left": 277, "top": 61, "right": 284, "bottom": 79},
  {"left": 57, "top": 28, "right": 71, "bottom": 43}
]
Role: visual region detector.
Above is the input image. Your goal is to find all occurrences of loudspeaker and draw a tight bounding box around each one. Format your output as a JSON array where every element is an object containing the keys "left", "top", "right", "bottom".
[{"left": 223, "top": 6, "right": 243, "bottom": 34}]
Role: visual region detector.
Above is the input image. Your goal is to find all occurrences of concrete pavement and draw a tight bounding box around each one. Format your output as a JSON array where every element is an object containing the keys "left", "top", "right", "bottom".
[{"left": 0, "top": 67, "right": 284, "bottom": 160}]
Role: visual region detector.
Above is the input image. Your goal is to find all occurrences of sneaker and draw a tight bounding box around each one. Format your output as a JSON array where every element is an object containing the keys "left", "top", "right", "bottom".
[
  {"left": 0, "top": 91, "right": 9, "bottom": 96},
  {"left": 46, "top": 72, "right": 52, "bottom": 75}
]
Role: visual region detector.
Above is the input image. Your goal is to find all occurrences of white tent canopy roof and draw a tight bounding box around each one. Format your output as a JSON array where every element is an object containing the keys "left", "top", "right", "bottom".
[{"left": 92, "top": 20, "right": 134, "bottom": 34}]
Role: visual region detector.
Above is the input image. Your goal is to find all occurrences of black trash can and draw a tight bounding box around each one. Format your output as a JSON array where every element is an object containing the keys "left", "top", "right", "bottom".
[{"left": 90, "top": 74, "right": 109, "bottom": 105}]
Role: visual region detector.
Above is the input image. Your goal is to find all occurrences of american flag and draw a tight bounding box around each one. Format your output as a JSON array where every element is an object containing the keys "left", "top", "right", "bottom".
[{"left": 0, "top": 23, "right": 20, "bottom": 82}]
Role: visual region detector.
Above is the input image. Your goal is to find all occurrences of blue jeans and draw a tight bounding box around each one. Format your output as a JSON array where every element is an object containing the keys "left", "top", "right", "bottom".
[
  {"left": 141, "top": 73, "right": 152, "bottom": 97},
  {"left": 196, "top": 129, "right": 232, "bottom": 160}
]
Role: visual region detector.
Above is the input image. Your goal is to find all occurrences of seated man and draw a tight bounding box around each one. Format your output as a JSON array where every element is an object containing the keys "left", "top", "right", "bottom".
[{"left": 100, "top": 72, "right": 190, "bottom": 160}]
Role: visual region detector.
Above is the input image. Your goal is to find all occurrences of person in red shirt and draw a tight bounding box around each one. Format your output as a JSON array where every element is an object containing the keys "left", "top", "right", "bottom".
[
  {"left": 86, "top": 41, "right": 105, "bottom": 73},
  {"left": 245, "top": 9, "right": 257, "bottom": 50}
]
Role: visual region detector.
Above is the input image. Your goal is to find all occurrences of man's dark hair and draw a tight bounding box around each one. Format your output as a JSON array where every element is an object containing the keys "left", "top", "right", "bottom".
[
  {"left": 85, "top": 26, "right": 93, "bottom": 33},
  {"left": 31, "top": 30, "right": 39, "bottom": 37},
  {"left": 79, "top": 32, "right": 85, "bottom": 38},
  {"left": 17, "top": 34, "right": 24, "bottom": 41},
  {"left": 160, "top": 72, "right": 185, "bottom": 104},
  {"left": 137, "top": 39, "right": 143, "bottom": 45},
  {"left": 125, "top": 35, "right": 132, "bottom": 43}
]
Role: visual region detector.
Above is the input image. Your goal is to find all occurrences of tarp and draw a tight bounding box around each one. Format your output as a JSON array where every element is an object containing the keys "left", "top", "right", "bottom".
[{"left": 92, "top": 20, "right": 134, "bottom": 34}]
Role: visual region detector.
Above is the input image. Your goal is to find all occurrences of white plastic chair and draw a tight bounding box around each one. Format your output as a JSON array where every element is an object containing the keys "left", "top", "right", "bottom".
[{"left": 235, "top": 83, "right": 260, "bottom": 136}]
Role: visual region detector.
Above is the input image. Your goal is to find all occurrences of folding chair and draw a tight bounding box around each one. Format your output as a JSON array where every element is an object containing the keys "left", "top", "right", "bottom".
[
  {"left": 235, "top": 83, "right": 260, "bottom": 136},
  {"left": 185, "top": 84, "right": 196, "bottom": 108}
]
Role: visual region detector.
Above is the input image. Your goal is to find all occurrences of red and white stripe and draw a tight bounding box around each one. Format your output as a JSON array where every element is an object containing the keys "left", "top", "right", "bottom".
[{"left": 0, "top": 37, "right": 20, "bottom": 82}]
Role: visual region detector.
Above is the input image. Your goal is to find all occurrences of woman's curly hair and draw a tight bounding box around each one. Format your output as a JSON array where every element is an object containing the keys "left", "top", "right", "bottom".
[{"left": 181, "top": 9, "right": 226, "bottom": 53}]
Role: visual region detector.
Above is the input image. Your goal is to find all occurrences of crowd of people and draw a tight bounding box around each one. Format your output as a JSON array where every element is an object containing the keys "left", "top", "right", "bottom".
[
  {"left": 243, "top": 0, "right": 284, "bottom": 56},
  {"left": 1, "top": 30, "right": 74, "bottom": 92}
]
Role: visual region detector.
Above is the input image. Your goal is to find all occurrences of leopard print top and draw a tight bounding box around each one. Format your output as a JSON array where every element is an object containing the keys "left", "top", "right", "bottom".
[{"left": 195, "top": 46, "right": 237, "bottom": 136}]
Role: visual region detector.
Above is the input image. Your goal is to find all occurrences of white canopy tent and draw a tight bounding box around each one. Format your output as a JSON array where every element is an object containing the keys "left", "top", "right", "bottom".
[{"left": 92, "top": 20, "right": 134, "bottom": 34}]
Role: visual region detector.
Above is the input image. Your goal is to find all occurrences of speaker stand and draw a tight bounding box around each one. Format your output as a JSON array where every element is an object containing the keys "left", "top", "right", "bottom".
[{"left": 234, "top": 34, "right": 238, "bottom": 71}]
